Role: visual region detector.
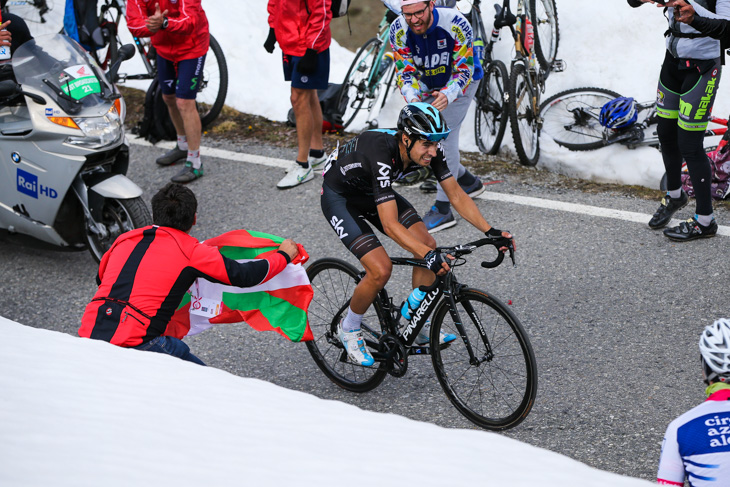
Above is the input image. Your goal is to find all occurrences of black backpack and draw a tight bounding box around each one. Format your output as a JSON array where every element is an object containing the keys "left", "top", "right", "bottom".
[
  {"left": 133, "top": 79, "right": 176, "bottom": 143},
  {"left": 287, "top": 83, "right": 347, "bottom": 133}
]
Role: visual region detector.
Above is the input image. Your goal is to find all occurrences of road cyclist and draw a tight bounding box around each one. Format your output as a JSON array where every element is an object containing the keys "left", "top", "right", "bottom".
[{"left": 319, "top": 102, "right": 514, "bottom": 366}]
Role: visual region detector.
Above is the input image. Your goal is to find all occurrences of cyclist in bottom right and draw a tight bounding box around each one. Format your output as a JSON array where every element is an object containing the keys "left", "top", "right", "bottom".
[
  {"left": 629, "top": 0, "right": 730, "bottom": 241},
  {"left": 657, "top": 318, "right": 730, "bottom": 486}
]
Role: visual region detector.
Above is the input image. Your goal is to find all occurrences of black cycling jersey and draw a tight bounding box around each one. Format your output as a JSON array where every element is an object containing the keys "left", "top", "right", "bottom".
[{"left": 322, "top": 129, "right": 452, "bottom": 205}]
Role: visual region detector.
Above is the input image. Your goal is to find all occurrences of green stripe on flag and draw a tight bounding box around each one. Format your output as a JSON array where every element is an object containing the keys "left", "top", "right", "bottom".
[
  {"left": 247, "top": 230, "right": 284, "bottom": 242},
  {"left": 177, "top": 292, "right": 191, "bottom": 310},
  {"left": 219, "top": 245, "right": 278, "bottom": 260},
  {"left": 222, "top": 290, "right": 308, "bottom": 341}
]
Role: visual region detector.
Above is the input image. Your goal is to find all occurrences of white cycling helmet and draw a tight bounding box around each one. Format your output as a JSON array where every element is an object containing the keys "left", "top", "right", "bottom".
[{"left": 699, "top": 318, "right": 730, "bottom": 384}]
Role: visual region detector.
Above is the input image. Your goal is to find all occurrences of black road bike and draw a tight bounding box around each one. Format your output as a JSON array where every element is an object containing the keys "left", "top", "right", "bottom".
[{"left": 305, "top": 237, "right": 537, "bottom": 431}]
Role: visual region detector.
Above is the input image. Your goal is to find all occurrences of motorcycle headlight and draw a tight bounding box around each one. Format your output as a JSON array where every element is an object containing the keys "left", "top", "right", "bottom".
[{"left": 66, "top": 108, "right": 123, "bottom": 149}]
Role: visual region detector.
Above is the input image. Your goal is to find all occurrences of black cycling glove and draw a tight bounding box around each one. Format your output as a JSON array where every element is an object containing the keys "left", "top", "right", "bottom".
[
  {"left": 263, "top": 28, "right": 277, "bottom": 53},
  {"left": 485, "top": 227, "right": 503, "bottom": 238},
  {"left": 424, "top": 249, "right": 446, "bottom": 274},
  {"left": 297, "top": 48, "right": 319, "bottom": 74}
]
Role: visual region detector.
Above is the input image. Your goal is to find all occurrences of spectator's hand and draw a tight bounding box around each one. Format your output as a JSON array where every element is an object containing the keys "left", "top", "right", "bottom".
[
  {"left": 667, "top": 0, "right": 694, "bottom": 23},
  {"left": 297, "top": 49, "right": 318, "bottom": 75},
  {"left": 430, "top": 91, "right": 448, "bottom": 111},
  {"left": 146, "top": 3, "right": 169, "bottom": 33},
  {"left": 264, "top": 27, "right": 277, "bottom": 53},
  {"left": 0, "top": 20, "right": 11, "bottom": 47},
  {"left": 278, "top": 239, "right": 299, "bottom": 261}
]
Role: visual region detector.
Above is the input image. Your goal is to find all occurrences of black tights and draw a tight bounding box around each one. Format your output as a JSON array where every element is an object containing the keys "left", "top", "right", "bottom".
[{"left": 657, "top": 117, "right": 713, "bottom": 215}]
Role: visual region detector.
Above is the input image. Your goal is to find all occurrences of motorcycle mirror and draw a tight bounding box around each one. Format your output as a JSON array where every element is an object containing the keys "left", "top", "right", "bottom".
[
  {"left": 119, "top": 44, "right": 135, "bottom": 62},
  {"left": 0, "top": 79, "right": 19, "bottom": 98},
  {"left": 106, "top": 45, "right": 136, "bottom": 84}
]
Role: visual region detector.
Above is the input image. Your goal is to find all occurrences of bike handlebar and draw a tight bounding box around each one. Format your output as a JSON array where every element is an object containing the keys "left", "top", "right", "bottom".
[{"left": 436, "top": 236, "right": 516, "bottom": 269}]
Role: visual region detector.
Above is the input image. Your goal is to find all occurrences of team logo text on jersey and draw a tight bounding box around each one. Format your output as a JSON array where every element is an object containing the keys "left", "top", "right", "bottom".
[
  {"left": 330, "top": 216, "right": 349, "bottom": 239},
  {"left": 376, "top": 161, "right": 391, "bottom": 188}
]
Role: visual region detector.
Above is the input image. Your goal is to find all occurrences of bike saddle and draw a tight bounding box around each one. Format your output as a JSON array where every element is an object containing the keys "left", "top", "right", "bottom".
[{"left": 493, "top": 3, "right": 517, "bottom": 29}]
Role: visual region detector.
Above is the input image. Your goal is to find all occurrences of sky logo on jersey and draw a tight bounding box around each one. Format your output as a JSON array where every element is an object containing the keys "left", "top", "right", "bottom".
[
  {"left": 17, "top": 168, "right": 58, "bottom": 199},
  {"left": 377, "top": 161, "right": 391, "bottom": 188},
  {"left": 330, "top": 216, "right": 349, "bottom": 240}
]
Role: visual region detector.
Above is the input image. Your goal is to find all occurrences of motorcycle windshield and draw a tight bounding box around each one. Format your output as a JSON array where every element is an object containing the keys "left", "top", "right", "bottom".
[{"left": 12, "top": 34, "right": 116, "bottom": 115}]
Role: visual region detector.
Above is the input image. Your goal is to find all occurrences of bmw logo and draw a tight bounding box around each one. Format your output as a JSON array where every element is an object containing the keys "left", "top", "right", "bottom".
[{"left": 10, "top": 152, "right": 20, "bottom": 164}]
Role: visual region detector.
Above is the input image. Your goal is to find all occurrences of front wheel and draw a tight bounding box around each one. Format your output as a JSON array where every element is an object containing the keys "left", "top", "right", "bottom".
[
  {"left": 539, "top": 87, "right": 620, "bottom": 151},
  {"left": 430, "top": 289, "right": 538, "bottom": 430},
  {"left": 474, "top": 60, "right": 509, "bottom": 155},
  {"left": 85, "top": 197, "right": 152, "bottom": 263},
  {"left": 530, "top": 0, "right": 560, "bottom": 72},
  {"left": 508, "top": 63, "right": 540, "bottom": 166},
  {"left": 305, "top": 258, "right": 388, "bottom": 392},
  {"left": 197, "top": 34, "right": 229, "bottom": 127}
]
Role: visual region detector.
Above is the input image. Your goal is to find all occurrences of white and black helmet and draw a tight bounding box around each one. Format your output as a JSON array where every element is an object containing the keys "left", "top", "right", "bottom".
[{"left": 699, "top": 318, "right": 730, "bottom": 384}]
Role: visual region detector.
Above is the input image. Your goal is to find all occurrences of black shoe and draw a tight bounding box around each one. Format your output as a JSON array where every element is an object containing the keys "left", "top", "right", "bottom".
[
  {"left": 663, "top": 217, "right": 718, "bottom": 241},
  {"left": 171, "top": 162, "right": 204, "bottom": 183},
  {"left": 648, "top": 191, "right": 689, "bottom": 229},
  {"left": 419, "top": 178, "right": 437, "bottom": 193},
  {"left": 156, "top": 147, "right": 187, "bottom": 166}
]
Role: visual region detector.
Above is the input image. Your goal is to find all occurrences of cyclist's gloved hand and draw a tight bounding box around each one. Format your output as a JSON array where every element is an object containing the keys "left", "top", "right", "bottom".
[
  {"left": 297, "top": 48, "right": 318, "bottom": 74},
  {"left": 485, "top": 227, "right": 516, "bottom": 265},
  {"left": 263, "top": 27, "right": 277, "bottom": 53},
  {"left": 424, "top": 249, "right": 447, "bottom": 274}
]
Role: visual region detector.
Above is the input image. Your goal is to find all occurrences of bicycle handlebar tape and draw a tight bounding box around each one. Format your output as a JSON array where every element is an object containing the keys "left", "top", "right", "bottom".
[
  {"left": 264, "top": 28, "right": 277, "bottom": 53},
  {"left": 297, "top": 49, "right": 319, "bottom": 75}
]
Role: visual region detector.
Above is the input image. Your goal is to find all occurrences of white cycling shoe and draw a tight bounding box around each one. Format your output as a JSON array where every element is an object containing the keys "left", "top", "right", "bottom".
[
  {"left": 414, "top": 321, "right": 457, "bottom": 346},
  {"left": 277, "top": 162, "right": 313, "bottom": 189},
  {"left": 338, "top": 323, "right": 375, "bottom": 366}
]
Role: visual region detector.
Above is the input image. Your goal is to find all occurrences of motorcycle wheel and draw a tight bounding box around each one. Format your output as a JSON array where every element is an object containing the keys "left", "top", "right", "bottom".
[{"left": 85, "top": 197, "right": 152, "bottom": 263}]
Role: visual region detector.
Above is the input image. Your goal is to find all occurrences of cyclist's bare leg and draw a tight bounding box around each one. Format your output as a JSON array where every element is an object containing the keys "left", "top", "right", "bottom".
[
  {"left": 349, "top": 247, "right": 392, "bottom": 315},
  {"left": 291, "top": 88, "right": 322, "bottom": 163}
]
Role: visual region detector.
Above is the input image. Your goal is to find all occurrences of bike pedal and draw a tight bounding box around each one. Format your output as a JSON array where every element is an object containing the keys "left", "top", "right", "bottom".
[{"left": 552, "top": 59, "right": 567, "bottom": 72}]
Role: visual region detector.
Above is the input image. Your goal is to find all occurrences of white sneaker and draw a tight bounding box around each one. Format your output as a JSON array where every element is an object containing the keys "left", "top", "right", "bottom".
[
  {"left": 277, "top": 162, "right": 313, "bottom": 189},
  {"left": 309, "top": 153, "right": 327, "bottom": 170},
  {"left": 338, "top": 323, "right": 375, "bottom": 366},
  {"left": 415, "top": 321, "right": 457, "bottom": 345}
]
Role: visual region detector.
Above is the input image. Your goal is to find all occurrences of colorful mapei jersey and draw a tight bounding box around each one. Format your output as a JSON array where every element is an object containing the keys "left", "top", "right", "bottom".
[
  {"left": 389, "top": 7, "right": 482, "bottom": 105},
  {"left": 657, "top": 388, "right": 730, "bottom": 486},
  {"left": 322, "top": 130, "right": 451, "bottom": 205}
]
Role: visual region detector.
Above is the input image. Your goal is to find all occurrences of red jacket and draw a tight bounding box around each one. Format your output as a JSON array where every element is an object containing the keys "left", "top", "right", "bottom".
[
  {"left": 126, "top": 0, "right": 209, "bottom": 62},
  {"left": 79, "top": 226, "right": 289, "bottom": 347},
  {"left": 267, "top": 0, "right": 332, "bottom": 56}
]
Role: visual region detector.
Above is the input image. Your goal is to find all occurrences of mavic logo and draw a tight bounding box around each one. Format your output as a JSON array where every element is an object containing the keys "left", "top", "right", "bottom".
[
  {"left": 330, "top": 216, "right": 349, "bottom": 239},
  {"left": 376, "top": 161, "right": 391, "bottom": 188}
]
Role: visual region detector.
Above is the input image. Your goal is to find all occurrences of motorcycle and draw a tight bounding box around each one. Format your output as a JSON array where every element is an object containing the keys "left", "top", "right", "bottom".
[{"left": 0, "top": 33, "right": 151, "bottom": 262}]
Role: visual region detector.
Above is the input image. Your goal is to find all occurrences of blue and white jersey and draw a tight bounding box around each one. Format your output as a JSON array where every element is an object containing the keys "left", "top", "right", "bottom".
[{"left": 657, "top": 389, "right": 730, "bottom": 486}]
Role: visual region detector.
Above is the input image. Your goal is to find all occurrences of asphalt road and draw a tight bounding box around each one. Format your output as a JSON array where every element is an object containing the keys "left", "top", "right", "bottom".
[{"left": 2, "top": 138, "right": 729, "bottom": 482}]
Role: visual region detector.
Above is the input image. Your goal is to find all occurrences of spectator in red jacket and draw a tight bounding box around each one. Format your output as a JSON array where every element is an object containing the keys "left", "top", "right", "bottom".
[
  {"left": 79, "top": 183, "right": 300, "bottom": 365},
  {"left": 265, "top": 0, "right": 331, "bottom": 189},
  {"left": 126, "top": 0, "right": 209, "bottom": 183}
]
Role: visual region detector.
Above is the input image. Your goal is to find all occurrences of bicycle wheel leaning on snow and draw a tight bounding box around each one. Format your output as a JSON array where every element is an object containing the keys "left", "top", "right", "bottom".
[
  {"left": 474, "top": 60, "right": 509, "bottom": 155},
  {"left": 539, "top": 87, "right": 622, "bottom": 151},
  {"left": 530, "top": 0, "right": 559, "bottom": 72}
]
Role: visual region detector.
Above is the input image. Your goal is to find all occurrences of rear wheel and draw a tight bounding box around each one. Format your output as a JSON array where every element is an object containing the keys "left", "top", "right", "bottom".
[
  {"left": 474, "top": 60, "right": 509, "bottom": 155},
  {"left": 508, "top": 63, "right": 540, "bottom": 166},
  {"left": 530, "top": 0, "right": 560, "bottom": 71},
  {"left": 431, "top": 289, "right": 538, "bottom": 430},
  {"left": 197, "top": 34, "right": 229, "bottom": 127},
  {"left": 85, "top": 196, "right": 152, "bottom": 263},
  {"left": 338, "top": 37, "right": 381, "bottom": 130},
  {"left": 305, "top": 258, "right": 388, "bottom": 392},
  {"left": 539, "top": 87, "right": 620, "bottom": 151}
]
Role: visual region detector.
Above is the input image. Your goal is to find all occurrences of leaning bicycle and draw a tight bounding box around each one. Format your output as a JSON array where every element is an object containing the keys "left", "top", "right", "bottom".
[
  {"left": 305, "top": 237, "right": 538, "bottom": 431},
  {"left": 338, "top": 8, "right": 399, "bottom": 130},
  {"left": 469, "top": 0, "right": 560, "bottom": 165}
]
